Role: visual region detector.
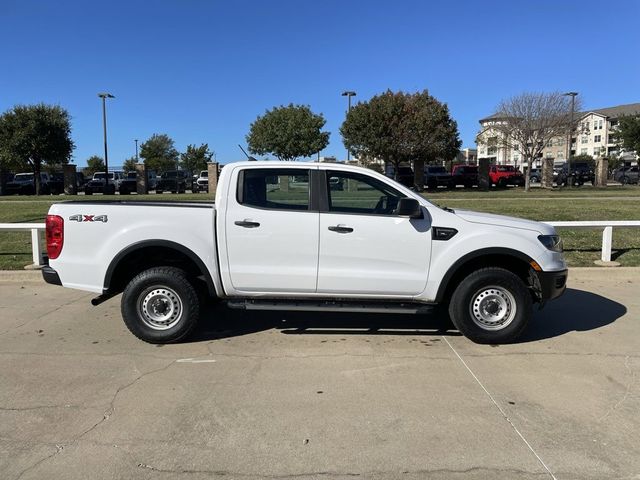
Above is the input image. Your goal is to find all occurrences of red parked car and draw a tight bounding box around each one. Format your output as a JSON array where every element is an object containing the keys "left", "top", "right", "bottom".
[
  {"left": 450, "top": 165, "right": 478, "bottom": 188},
  {"left": 489, "top": 165, "right": 525, "bottom": 187}
]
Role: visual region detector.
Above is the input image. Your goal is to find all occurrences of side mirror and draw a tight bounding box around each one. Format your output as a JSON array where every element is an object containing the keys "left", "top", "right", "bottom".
[{"left": 396, "top": 197, "right": 422, "bottom": 218}]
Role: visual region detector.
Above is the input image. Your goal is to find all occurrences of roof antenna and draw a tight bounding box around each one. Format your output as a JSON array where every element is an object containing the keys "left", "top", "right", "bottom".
[{"left": 238, "top": 144, "right": 257, "bottom": 161}]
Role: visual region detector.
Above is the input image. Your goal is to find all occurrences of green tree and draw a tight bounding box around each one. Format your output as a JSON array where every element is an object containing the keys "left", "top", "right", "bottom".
[
  {"left": 617, "top": 115, "right": 640, "bottom": 157},
  {"left": 246, "top": 104, "right": 330, "bottom": 161},
  {"left": 340, "top": 90, "right": 461, "bottom": 185},
  {"left": 140, "top": 133, "right": 179, "bottom": 173},
  {"left": 0, "top": 103, "right": 74, "bottom": 194},
  {"left": 122, "top": 156, "right": 138, "bottom": 173},
  {"left": 180, "top": 143, "right": 213, "bottom": 173},
  {"left": 85, "top": 155, "right": 105, "bottom": 176}
]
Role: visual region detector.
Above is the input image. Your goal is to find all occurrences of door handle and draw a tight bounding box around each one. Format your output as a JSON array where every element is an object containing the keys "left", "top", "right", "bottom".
[
  {"left": 235, "top": 219, "right": 260, "bottom": 228},
  {"left": 328, "top": 224, "right": 353, "bottom": 233}
]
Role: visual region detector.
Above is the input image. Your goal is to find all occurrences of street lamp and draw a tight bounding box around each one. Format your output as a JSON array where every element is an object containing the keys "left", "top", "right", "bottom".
[
  {"left": 342, "top": 91, "right": 357, "bottom": 162},
  {"left": 98, "top": 93, "right": 115, "bottom": 192},
  {"left": 563, "top": 92, "right": 578, "bottom": 186}
]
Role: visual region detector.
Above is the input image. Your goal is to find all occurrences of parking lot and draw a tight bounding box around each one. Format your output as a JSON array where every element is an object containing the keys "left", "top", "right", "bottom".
[{"left": 1, "top": 268, "right": 638, "bottom": 480}]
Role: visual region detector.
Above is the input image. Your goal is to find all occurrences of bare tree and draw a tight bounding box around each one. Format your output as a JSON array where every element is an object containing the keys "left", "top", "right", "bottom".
[{"left": 477, "top": 92, "right": 581, "bottom": 191}]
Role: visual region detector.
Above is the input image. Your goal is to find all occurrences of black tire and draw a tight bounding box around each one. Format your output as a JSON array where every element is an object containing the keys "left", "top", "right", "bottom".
[
  {"left": 156, "top": 189, "right": 163, "bottom": 194},
  {"left": 448, "top": 267, "right": 531, "bottom": 344},
  {"left": 85, "top": 188, "right": 93, "bottom": 195},
  {"left": 497, "top": 178, "right": 507, "bottom": 188},
  {"left": 121, "top": 266, "right": 200, "bottom": 344},
  {"left": 620, "top": 176, "right": 629, "bottom": 185}
]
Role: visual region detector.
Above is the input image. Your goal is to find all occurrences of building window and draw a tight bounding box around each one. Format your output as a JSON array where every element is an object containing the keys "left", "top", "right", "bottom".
[
  {"left": 598, "top": 119, "right": 603, "bottom": 130},
  {"left": 546, "top": 139, "right": 553, "bottom": 147},
  {"left": 593, "top": 147, "right": 601, "bottom": 157},
  {"left": 594, "top": 135, "right": 601, "bottom": 143},
  {"left": 581, "top": 136, "right": 588, "bottom": 144},
  {"left": 546, "top": 152, "right": 553, "bottom": 159},
  {"left": 513, "top": 154, "right": 520, "bottom": 162},
  {"left": 557, "top": 152, "right": 564, "bottom": 159},
  {"left": 487, "top": 147, "right": 497, "bottom": 155},
  {"left": 581, "top": 148, "right": 588, "bottom": 155},
  {"left": 556, "top": 138, "right": 564, "bottom": 146}
]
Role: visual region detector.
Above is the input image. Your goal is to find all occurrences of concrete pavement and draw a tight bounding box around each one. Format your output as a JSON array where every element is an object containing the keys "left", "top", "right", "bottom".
[{"left": 0, "top": 268, "right": 638, "bottom": 479}]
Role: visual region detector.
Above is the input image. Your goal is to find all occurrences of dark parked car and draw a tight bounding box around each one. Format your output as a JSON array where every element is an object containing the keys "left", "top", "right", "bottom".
[
  {"left": 4, "top": 172, "right": 51, "bottom": 195},
  {"left": 450, "top": 165, "right": 478, "bottom": 188},
  {"left": 48, "top": 173, "right": 65, "bottom": 195},
  {"left": 555, "top": 162, "right": 594, "bottom": 186},
  {"left": 384, "top": 165, "right": 414, "bottom": 188},
  {"left": 424, "top": 165, "right": 454, "bottom": 189},
  {"left": 614, "top": 166, "right": 639, "bottom": 185},
  {"left": 156, "top": 170, "right": 193, "bottom": 193},
  {"left": 529, "top": 168, "right": 542, "bottom": 183},
  {"left": 119, "top": 172, "right": 138, "bottom": 194}
]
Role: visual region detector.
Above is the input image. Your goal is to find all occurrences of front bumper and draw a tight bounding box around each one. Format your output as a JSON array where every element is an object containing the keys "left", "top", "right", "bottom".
[{"left": 536, "top": 269, "right": 568, "bottom": 301}]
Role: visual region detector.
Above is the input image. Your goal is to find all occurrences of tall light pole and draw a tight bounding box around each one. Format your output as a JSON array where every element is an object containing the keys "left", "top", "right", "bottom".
[
  {"left": 134, "top": 139, "right": 139, "bottom": 162},
  {"left": 98, "top": 93, "right": 115, "bottom": 191},
  {"left": 563, "top": 92, "right": 578, "bottom": 187},
  {"left": 342, "top": 91, "right": 356, "bottom": 162}
]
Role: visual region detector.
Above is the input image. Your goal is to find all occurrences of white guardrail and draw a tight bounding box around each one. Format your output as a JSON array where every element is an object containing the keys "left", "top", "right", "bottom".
[
  {"left": 0, "top": 223, "right": 46, "bottom": 266},
  {"left": 0, "top": 221, "right": 639, "bottom": 268}
]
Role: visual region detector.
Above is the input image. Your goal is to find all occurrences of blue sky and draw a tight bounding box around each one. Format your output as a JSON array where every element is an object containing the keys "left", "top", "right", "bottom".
[{"left": 1, "top": 0, "right": 639, "bottom": 166}]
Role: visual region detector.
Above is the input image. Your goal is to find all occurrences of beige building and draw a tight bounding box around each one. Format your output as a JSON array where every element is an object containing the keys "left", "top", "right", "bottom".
[
  {"left": 454, "top": 148, "right": 478, "bottom": 164},
  {"left": 476, "top": 102, "right": 640, "bottom": 169}
]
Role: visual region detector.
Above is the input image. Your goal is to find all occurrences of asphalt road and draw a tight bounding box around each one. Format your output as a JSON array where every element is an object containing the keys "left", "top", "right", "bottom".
[{"left": 0, "top": 268, "right": 638, "bottom": 480}]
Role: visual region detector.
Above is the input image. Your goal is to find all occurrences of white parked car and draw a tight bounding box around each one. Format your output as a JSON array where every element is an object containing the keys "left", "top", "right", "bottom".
[
  {"left": 195, "top": 170, "right": 208, "bottom": 192},
  {"left": 43, "top": 161, "right": 567, "bottom": 344}
]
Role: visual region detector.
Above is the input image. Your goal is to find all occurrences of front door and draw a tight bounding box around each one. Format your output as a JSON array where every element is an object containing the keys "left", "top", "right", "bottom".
[
  {"left": 317, "top": 170, "right": 432, "bottom": 296},
  {"left": 224, "top": 167, "right": 319, "bottom": 293}
]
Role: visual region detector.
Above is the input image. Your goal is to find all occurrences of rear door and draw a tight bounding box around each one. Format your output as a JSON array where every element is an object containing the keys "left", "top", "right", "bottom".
[
  {"left": 224, "top": 167, "right": 319, "bottom": 293},
  {"left": 317, "top": 170, "right": 431, "bottom": 296}
]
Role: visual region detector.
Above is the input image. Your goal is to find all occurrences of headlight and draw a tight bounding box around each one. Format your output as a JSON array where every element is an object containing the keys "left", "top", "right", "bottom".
[{"left": 538, "top": 235, "right": 563, "bottom": 252}]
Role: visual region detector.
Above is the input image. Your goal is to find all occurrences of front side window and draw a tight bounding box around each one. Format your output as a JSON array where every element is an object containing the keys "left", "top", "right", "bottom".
[
  {"left": 239, "top": 169, "right": 309, "bottom": 211},
  {"left": 326, "top": 171, "right": 404, "bottom": 215}
]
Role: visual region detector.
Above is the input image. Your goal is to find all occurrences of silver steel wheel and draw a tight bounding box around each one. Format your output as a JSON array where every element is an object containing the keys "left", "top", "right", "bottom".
[
  {"left": 138, "top": 286, "right": 183, "bottom": 330},
  {"left": 469, "top": 286, "right": 517, "bottom": 331}
]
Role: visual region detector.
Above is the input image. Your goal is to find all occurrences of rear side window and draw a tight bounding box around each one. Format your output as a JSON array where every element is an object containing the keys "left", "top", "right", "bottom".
[{"left": 238, "top": 169, "right": 310, "bottom": 211}]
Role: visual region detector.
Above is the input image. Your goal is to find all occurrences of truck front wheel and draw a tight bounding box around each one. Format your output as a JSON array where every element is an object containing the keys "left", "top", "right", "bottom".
[
  {"left": 448, "top": 268, "right": 531, "bottom": 344},
  {"left": 121, "top": 267, "right": 200, "bottom": 343}
]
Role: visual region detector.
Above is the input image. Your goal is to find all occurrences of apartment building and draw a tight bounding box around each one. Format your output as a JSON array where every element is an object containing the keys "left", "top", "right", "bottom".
[{"left": 477, "top": 102, "right": 640, "bottom": 168}]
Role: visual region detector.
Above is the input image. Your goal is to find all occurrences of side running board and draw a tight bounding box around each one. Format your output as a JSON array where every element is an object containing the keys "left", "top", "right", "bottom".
[{"left": 226, "top": 299, "right": 435, "bottom": 315}]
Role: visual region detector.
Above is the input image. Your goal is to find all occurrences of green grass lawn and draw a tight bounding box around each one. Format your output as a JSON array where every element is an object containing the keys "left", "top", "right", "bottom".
[{"left": 1, "top": 187, "right": 639, "bottom": 269}]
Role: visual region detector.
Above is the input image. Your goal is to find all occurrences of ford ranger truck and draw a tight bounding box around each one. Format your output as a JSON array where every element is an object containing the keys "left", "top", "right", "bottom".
[{"left": 42, "top": 161, "right": 567, "bottom": 344}]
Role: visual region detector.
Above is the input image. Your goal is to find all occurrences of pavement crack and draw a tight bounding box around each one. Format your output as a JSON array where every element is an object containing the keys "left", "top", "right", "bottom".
[
  {"left": 15, "top": 444, "right": 64, "bottom": 480},
  {"left": 598, "top": 355, "right": 636, "bottom": 422},
  {"left": 75, "top": 359, "right": 177, "bottom": 442},
  {"left": 443, "top": 336, "right": 558, "bottom": 480}
]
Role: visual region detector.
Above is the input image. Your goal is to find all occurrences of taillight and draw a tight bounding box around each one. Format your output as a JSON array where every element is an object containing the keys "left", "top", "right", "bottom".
[{"left": 46, "top": 215, "right": 64, "bottom": 259}]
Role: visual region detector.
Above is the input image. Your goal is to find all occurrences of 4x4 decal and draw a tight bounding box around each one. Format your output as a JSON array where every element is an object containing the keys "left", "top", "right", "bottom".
[{"left": 69, "top": 214, "right": 108, "bottom": 223}]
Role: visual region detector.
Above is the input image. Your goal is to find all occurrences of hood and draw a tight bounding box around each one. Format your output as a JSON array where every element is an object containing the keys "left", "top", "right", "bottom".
[{"left": 454, "top": 209, "right": 554, "bottom": 234}]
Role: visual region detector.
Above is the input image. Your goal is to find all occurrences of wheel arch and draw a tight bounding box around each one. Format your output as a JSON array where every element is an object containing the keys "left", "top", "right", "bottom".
[
  {"left": 104, "top": 240, "right": 217, "bottom": 297},
  {"left": 435, "top": 247, "right": 535, "bottom": 303}
]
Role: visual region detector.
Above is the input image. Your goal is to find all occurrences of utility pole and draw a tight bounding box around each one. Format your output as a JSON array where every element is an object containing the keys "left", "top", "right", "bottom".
[
  {"left": 98, "top": 93, "right": 115, "bottom": 192},
  {"left": 135, "top": 139, "right": 139, "bottom": 162},
  {"left": 341, "top": 91, "right": 356, "bottom": 162},
  {"left": 563, "top": 92, "right": 578, "bottom": 187}
]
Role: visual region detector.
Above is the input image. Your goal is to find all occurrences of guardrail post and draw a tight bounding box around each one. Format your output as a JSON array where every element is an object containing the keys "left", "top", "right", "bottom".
[
  {"left": 31, "top": 228, "right": 43, "bottom": 266},
  {"left": 601, "top": 226, "right": 613, "bottom": 262}
]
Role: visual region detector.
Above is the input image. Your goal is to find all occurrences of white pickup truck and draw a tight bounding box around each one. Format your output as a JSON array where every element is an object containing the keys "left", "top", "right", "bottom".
[{"left": 43, "top": 161, "right": 567, "bottom": 344}]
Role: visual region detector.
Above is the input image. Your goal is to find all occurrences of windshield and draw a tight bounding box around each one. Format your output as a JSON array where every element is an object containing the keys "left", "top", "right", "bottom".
[
  {"left": 497, "top": 166, "right": 516, "bottom": 172},
  {"left": 200, "top": 171, "right": 208, "bottom": 177},
  {"left": 427, "top": 166, "right": 447, "bottom": 173},
  {"left": 126, "top": 172, "right": 137, "bottom": 179},
  {"left": 94, "top": 173, "right": 114, "bottom": 179},
  {"left": 15, "top": 173, "right": 34, "bottom": 180},
  {"left": 161, "top": 171, "right": 177, "bottom": 178}
]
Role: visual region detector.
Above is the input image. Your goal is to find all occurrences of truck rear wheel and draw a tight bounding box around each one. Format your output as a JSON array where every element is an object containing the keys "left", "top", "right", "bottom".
[
  {"left": 448, "top": 267, "right": 531, "bottom": 344},
  {"left": 121, "top": 267, "right": 200, "bottom": 344}
]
